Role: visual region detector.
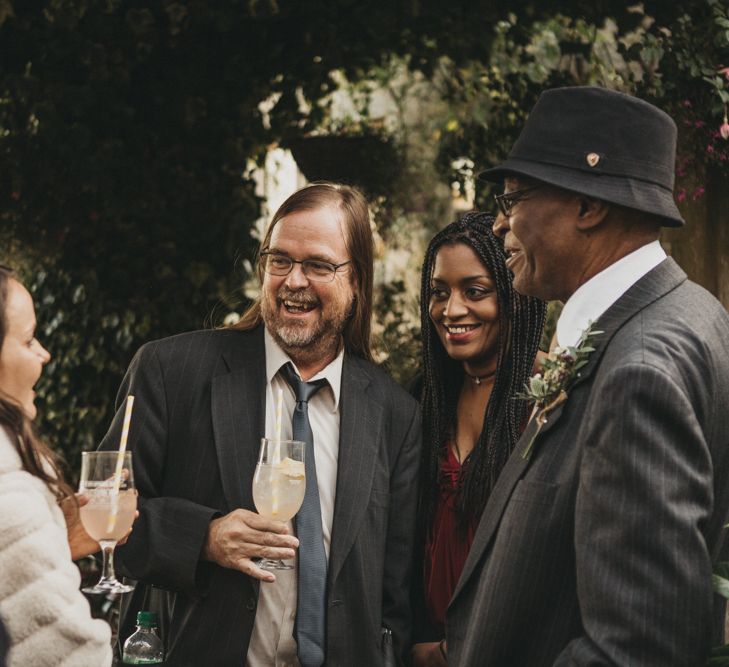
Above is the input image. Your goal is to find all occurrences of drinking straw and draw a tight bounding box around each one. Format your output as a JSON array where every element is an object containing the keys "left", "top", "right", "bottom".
[
  {"left": 274, "top": 387, "right": 283, "bottom": 461},
  {"left": 271, "top": 388, "right": 284, "bottom": 516},
  {"left": 107, "top": 395, "right": 135, "bottom": 533}
]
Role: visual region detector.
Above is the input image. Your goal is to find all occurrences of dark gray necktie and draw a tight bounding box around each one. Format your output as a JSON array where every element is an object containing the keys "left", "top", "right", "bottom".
[{"left": 281, "top": 362, "right": 328, "bottom": 667}]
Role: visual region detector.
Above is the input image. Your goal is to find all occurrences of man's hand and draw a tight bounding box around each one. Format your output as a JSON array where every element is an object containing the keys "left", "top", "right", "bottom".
[
  {"left": 201, "top": 509, "right": 299, "bottom": 582},
  {"left": 412, "top": 641, "right": 448, "bottom": 667}
]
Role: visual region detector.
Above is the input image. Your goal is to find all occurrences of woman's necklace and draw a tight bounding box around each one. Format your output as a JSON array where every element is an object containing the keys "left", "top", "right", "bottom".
[{"left": 464, "top": 369, "right": 496, "bottom": 386}]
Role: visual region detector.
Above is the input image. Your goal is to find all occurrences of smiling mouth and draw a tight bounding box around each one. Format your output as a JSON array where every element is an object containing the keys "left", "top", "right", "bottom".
[
  {"left": 282, "top": 299, "right": 317, "bottom": 314},
  {"left": 504, "top": 248, "right": 522, "bottom": 268},
  {"left": 444, "top": 324, "right": 480, "bottom": 334}
]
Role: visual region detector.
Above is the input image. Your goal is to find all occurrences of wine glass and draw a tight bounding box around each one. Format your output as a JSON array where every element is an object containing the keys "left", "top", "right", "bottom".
[
  {"left": 79, "top": 451, "right": 137, "bottom": 594},
  {"left": 252, "top": 438, "right": 306, "bottom": 570}
]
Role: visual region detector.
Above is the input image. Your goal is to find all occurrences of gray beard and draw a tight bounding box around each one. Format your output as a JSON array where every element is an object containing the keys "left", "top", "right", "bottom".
[
  {"left": 260, "top": 290, "right": 350, "bottom": 363},
  {"left": 272, "top": 319, "right": 328, "bottom": 348}
]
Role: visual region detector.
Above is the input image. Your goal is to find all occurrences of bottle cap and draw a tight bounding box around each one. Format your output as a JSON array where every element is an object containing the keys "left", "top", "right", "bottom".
[{"left": 136, "top": 611, "right": 159, "bottom": 627}]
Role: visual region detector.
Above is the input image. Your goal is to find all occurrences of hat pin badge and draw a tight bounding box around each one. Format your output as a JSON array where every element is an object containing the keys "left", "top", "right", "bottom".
[{"left": 586, "top": 152, "right": 600, "bottom": 167}]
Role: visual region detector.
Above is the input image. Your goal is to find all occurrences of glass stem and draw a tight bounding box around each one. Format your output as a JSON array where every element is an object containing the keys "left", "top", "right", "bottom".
[{"left": 99, "top": 540, "right": 118, "bottom": 582}]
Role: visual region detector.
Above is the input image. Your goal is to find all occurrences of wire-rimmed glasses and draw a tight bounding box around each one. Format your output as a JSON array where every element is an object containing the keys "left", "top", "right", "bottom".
[
  {"left": 260, "top": 251, "right": 351, "bottom": 283},
  {"left": 493, "top": 185, "right": 543, "bottom": 217}
]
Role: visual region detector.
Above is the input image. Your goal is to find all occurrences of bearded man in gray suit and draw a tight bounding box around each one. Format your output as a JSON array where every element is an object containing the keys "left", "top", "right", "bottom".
[
  {"left": 444, "top": 87, "right": 729, "bottom": 666},
  {"left": 100, "top": 183, "right": 421, "bottom": 666}
]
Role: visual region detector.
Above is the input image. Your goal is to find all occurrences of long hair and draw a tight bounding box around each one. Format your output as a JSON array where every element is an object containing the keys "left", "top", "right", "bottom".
[
  {"left": 0, "top": 267, "right": 73, "bottom": 502},
  {"left": 234, "top": 182, "right": 374, "bottom": 362},
  {"left": 419, "top": 212, "right": 545, "bottom": 530}
]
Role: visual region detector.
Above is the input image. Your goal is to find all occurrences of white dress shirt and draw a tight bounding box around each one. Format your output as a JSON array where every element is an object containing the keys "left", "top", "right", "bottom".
[
  {"left": 246, "top": 329, "right": 344, "bottom": 667},
  {"left": 556, "top": 240, "right": 667, "bottom": 348}
]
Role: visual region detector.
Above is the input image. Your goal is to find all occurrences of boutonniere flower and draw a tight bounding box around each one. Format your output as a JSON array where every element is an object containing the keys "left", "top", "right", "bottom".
[{"left": 518, "top": 322, "right": 602, "bottom": 459}]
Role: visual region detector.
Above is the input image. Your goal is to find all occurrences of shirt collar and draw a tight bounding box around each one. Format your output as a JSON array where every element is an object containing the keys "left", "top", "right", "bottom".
[
  {"left": 264, "top": 328, "right": 344, "bottom": 409},
  {"left": 556, "top": 240, "right": 667, "bottom": 348}
]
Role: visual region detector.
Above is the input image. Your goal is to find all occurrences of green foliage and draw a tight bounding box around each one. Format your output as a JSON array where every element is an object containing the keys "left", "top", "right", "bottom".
[
  {"left": 2, "top": 0, "right": 502, "bottom": 469},
  {"left": 374, "top": 279, "right": 421, "bottom": 388},
  {"left": 708, "top": 643, "right": 729, "bottom": 666},
  {"left": 712, "top": 562, "right": 729, "bottom": 598},
  {"left": 0, "top": 1, "right": 281, "bottom": 473},
  {"left": 433, "top": 2, "right": 729, "bottom": 206},
  {"left": 2, "top": 0, "right": 728, "bottom": 474}
]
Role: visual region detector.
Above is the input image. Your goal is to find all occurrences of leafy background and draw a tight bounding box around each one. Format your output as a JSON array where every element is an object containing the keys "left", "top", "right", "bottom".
[{"left": 1, "top": 0, "right": 728, "bottom": 484}]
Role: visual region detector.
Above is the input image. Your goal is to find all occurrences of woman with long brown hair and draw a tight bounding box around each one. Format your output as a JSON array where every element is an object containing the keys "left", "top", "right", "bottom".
[{"left": 0, "top": 266, "right": 112, "bottom": 666}]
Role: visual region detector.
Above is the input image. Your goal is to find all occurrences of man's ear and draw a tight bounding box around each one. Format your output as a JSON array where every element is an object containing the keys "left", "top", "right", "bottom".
[{"left": 575, "top": 196, "right": 610, "bottom": 231}]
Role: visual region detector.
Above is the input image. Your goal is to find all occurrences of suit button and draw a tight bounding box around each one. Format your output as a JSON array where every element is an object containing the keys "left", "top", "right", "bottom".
[{"left": 246, "top": 597, "right": 256, "bottom": 611}]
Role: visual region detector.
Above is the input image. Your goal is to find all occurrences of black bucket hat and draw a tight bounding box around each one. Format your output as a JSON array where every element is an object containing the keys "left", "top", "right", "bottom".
[{"left": 480, "top": 86, "right": 684, "bottom": 227}]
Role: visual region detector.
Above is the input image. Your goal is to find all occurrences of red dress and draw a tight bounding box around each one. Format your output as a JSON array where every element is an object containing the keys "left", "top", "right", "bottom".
[{"left": 423, "top": 446, "right": 476, "bottom": 634}]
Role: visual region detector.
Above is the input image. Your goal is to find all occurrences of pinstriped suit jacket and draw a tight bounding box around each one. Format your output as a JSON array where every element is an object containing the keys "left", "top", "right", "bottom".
[
  {"left": 446, "top": 258, "right": 729, "bottom": 666},
  {"left": 99, "top": 325, "right": 421, "bottom": 666}
]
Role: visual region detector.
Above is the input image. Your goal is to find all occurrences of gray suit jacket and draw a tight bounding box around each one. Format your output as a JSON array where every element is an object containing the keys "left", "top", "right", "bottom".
[
  {"left": 100, "top": 326, "right": 421, "bottom": 666},
  {"left": 447, "top": 258, "right": 729, "bottom": 666}
]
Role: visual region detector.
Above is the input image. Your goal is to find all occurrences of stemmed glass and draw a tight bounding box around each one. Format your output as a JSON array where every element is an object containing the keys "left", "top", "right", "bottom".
[
  {"left": 79, "top": 451, "right": 137, "bottom": 594},
  {"left": 252, "top": 438, "right": 306, "bottom": 570}
]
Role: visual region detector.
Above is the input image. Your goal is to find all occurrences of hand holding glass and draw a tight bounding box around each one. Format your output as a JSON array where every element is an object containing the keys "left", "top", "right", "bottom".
[
  {"left": 252, "top": 438, "right": 305, "bottom": 570},
  {"left": 79, "top": 451, "right": 137, "bottom": 594}
]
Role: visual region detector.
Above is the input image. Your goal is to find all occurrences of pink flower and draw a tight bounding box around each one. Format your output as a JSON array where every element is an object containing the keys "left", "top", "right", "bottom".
[
  {"left": 719, "top": 66, "right": 729, "bottom": 81},
  {"left": 708, "top": 144, "right": 715, "bottom": 154},
  {"left": 721, "top": 122, "right": 729, "bottom": 140},
  {"left": 677, "top": 189, "right": 687, "bottom": 203},
  {"left": 692, "top": 187, "right": 706, "bottom": 200}
]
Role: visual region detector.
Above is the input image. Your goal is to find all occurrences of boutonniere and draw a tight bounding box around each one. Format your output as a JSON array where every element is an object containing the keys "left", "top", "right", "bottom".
[{"left": 518, "top": 322, "right": 602, "bottom": 460}]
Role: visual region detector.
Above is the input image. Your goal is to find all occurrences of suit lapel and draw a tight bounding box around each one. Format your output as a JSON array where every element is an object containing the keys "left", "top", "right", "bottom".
[
  {"left": 520, "top": 257, "right": 687, "bottom": 444},
  {"left": 451, "top": 428, "right": 532, "bottom": 602},
  {"left": 211, "top": 327, "right": 266, "bottom": 512},
  {"left": 328, "top": 357, "right": 384, "bottom": 586},
  {"left": 451, "top": 257, "right": 687, "bottom": 603}
]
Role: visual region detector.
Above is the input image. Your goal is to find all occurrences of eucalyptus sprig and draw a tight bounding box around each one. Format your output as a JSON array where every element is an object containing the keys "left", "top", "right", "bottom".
[{"left": 518, "top": 322, "right": 603, "bottom": 459}]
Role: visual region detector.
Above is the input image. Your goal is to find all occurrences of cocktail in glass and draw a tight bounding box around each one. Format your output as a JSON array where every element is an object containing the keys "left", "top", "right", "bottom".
[
  {"left": 252, "top": 438, "right": 305, "bottom": 570},
  {"left": 79, "top": 450, "right": 137, "bottom": 594}
]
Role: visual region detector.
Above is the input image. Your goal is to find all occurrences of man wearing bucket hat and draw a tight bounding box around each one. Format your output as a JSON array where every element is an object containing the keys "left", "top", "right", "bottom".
[{"left": 445, "top": 86, "right": 729, "bottom": 666}]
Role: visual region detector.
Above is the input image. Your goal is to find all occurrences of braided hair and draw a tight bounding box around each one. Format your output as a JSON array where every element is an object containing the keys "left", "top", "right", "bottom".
[{"left": 419, "top": 212, "right": 545, "bottom": 530}]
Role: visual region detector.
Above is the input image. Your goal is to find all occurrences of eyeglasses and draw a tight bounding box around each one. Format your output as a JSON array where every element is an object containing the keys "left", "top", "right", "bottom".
[
  {"left": 260, "top": 251, "right": 351, "bottom": 283},
  {"left": 493, "top": 185, "right": 543, "bottom": 217}
]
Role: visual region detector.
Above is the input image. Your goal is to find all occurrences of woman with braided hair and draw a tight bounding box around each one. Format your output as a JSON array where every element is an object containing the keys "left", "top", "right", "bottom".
[{"left": 411, "top": 213, "right": 545, "bottom": 667}]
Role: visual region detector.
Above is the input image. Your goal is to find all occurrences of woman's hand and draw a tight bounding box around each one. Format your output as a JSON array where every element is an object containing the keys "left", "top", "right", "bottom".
[
  {"left": 62, "top": 493, "right": 99, "bottom": 560},
  {"left": 61, "top": 493, "right": 138, "bottom": 560},
  {"left": 411, "top": 641, "right": 448, "bottom": 667}
]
